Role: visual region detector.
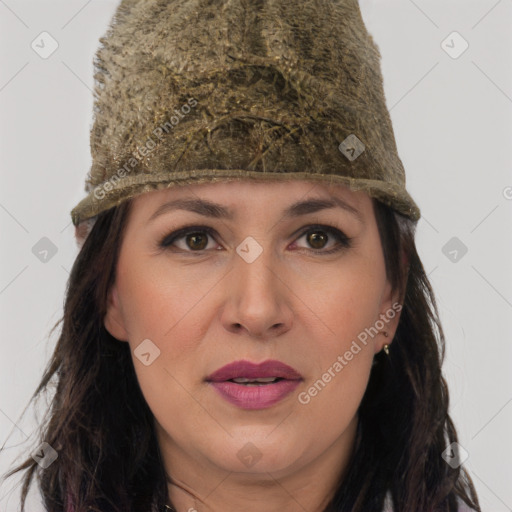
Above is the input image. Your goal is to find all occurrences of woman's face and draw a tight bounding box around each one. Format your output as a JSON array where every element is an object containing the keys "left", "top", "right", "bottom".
[{"left": 104, "top": 180, "right": 401, "bottom": 490}]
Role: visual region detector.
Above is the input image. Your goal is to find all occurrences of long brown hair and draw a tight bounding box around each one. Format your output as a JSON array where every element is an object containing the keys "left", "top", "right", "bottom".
[{"left": 2, "top": 196, "right": 481, "bottom": 512}]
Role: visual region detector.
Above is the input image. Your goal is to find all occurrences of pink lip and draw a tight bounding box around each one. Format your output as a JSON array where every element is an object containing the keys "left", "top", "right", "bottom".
[{"left": 206, "top": 359, "right": 303, "bottom": 410}]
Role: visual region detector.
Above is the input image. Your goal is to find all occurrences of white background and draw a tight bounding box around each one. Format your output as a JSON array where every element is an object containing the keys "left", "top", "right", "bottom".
[{"left": 1, "top": 0, "right": 511, "bottom": 510}]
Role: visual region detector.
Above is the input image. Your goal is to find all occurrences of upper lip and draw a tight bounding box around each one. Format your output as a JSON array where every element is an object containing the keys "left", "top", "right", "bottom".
[{"left": 206, "top": 359, "right": 303, "bottom": 382}]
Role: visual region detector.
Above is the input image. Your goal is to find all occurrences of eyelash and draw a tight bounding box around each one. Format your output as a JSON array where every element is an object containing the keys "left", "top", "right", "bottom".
[{"left": 157, "top": 223, "right": 352, "bottom": 255}]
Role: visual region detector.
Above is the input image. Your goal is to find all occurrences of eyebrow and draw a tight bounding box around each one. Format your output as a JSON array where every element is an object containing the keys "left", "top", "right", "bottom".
[{"left": 147, "top": 195, "right": 364, "bottom": 224}]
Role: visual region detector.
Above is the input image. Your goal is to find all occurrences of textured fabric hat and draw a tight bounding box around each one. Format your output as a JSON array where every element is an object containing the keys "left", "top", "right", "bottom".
[{"left": 70, "top": 0, "right": 421, "bottom": 233}]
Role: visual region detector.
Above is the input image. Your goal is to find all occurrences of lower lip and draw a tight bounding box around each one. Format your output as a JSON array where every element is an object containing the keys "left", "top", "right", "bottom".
[{"left": 208, "top": 380, "right": 301, "bottom": 410}]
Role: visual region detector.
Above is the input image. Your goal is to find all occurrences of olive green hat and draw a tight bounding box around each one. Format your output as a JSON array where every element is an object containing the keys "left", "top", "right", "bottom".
[{"left": 70, "top": 0, "right": 420, "bottom": 232}]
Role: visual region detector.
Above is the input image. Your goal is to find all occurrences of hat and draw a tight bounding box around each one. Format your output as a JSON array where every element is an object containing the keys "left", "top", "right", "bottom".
[{"left": 70, "top": 0, "right": 420, "bottom": 231}]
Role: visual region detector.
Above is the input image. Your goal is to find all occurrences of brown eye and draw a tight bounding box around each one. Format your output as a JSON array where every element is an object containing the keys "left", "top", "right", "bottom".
[
  {"left": 185, "top": 232, "right": 209, "bottom": 251},
  {"left": 159, "top": 226, "right": 217, "bottom": 252},
  {"left": 294, "top": 225, "right": 352, "bottom": 254},
  {"left": 159, "top": 224, "right": 351, "bottom": 255},
  {"left": 306, "top": 230, "right": 329, "bottom": 249}
]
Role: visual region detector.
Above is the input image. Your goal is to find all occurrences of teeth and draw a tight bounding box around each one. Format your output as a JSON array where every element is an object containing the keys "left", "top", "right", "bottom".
[{"left": 231, "top": 377, "right": 279, "bottom": 384}]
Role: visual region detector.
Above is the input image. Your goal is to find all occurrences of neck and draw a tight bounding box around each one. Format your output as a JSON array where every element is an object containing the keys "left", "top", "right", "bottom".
[{"left": 160, "top": 415, "right": 360, "bottom": 512}]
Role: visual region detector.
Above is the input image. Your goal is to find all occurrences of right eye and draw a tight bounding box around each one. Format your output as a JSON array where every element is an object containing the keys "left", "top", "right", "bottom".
[{"left": 158, "top": 225, "right": 220, "bottom": 252}]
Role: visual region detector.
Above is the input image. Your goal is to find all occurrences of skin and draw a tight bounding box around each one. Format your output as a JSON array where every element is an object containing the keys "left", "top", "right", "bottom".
[{"left": 104, "top": 180, "right": 402, "bottom": 512}]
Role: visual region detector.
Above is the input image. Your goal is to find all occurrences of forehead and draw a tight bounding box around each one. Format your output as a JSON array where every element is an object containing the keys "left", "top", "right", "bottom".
[{"left": 131, "top": 180, "right": 373, "bottom": 218}]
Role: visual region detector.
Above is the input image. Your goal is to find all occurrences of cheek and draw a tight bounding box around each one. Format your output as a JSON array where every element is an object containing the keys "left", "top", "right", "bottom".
[
  {"left": 115, "top": 254, "right": 220, "bottom": 398},
  {"left": 300, "top": 250, "right": 386, "bottom": 347},
  {"left": 294, "top": 267, "right": 380, "bottom": 434},
  {"left": 115, "top": 254, "right": 203, "bottom": 344},
  {"left": 115, "top": 262, "right": 211, "bottom": 435},
  {"left": 293, "top": 247, "right": 385, "bottom": 403}
]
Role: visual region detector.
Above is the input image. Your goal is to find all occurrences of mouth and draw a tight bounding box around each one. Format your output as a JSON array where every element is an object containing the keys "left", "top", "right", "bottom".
[
  {"left": 226, "top": 377, "right": 286, "bottom": 386},
  {"left": 206, "top": 359, "right": 303, "bottom": 383},
  {"left": 205, "top": 360, "right": 303, "bottom": 410}
]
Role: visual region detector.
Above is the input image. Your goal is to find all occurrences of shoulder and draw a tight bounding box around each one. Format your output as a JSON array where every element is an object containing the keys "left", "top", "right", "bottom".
[{"left": 456, "top": 495, "right": 479, "bottom": 512}]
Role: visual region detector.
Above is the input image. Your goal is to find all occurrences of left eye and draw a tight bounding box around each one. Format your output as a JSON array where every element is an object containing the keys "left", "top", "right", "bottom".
[
  {"left": 294, "top": 226, "right": 352, "bottom": 252},
  {"left": 158, "top": 225, "right": 352, "bottom": 254}
]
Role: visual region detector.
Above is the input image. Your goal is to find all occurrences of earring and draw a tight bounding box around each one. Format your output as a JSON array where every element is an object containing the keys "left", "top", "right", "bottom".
[{"left": 381, "top": 331, "right": 390, "bottom": 356}]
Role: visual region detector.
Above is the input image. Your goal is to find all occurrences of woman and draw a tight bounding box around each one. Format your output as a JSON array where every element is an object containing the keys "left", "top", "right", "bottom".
[{"left": 4, "top": 0, "right": 481, "bottom": 510}]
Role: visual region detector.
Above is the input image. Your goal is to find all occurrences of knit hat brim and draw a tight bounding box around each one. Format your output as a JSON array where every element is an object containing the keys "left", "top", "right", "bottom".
[{"left": 70, "top": 169, "right": 420, "bottom": 227}]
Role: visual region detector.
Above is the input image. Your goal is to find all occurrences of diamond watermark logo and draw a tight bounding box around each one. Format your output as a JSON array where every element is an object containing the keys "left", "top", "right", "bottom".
[
  {"left": 338, "top": 134, "right": 365, "bottom": 161},
  {"left": 134, "top": 339, "right": 161, "bottom": 366},
  {"left": 237, "top": 442, "right": 263, "bottom": 468},
  {"left": 32, "top": 237, "right": 58, "bottom": 263},
  {"left": 442, "top": 237, "right": 468, "bottom": 263},
  {"left": 441, "top": 31, "right": 469, "bottom": 59},
  {"left": 442, "top": 442, "right": 469, "bottom": 468},
  {"left": 31, "top": 442, "right": 58, "bottom": 469},
  {"left": 31, "top": 31, "right": 59, "bottom": 59},
  {"left": 236, "top": 236, "right": 263, "bottom": 264}
]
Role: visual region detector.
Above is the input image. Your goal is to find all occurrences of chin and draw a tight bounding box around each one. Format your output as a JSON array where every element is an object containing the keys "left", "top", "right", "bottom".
[{"left": 206, "top": 432, "right": 307, "bottom": 476}]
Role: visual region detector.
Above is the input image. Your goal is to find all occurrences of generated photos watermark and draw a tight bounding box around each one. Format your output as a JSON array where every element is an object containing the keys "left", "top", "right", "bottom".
[
  {"left": 298, "top": 302, "right": 402, "bottom": 405},
  {"left": 92, "top": 97, "right": 198, "bottom": 200}
]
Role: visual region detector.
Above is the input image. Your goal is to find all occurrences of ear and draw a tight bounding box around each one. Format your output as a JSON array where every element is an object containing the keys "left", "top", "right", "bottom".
[
  {"left": 74, "top": 218, "right": 96, "bottom": 250},
  {"left": 104, "top": 284, "right": 129, "bottom": 342},
  {"left": 374, "top": 278, "right": 403, "bottom": 354}
]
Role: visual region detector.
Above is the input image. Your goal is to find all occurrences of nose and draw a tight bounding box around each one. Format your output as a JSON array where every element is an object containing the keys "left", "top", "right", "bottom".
[{"left": 220, "top": 245, "right": 293, "bottom": 340}]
